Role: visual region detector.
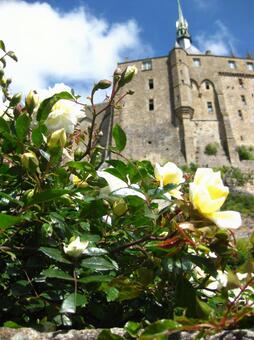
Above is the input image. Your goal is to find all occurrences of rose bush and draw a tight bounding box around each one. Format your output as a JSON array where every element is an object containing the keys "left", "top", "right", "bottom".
[{"left": 0, "top": 40, "right": 253, "bottom": 338}]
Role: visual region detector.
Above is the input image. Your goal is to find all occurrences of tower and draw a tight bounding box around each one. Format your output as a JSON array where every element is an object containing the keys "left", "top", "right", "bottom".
[{"left": 176, "top": 0, "right": 192, "bottom": 50}]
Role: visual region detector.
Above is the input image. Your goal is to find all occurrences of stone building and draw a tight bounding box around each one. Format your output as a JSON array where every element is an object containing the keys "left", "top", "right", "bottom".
[{"left": 110, "top": 0, "right": 254, "bottom": 168}]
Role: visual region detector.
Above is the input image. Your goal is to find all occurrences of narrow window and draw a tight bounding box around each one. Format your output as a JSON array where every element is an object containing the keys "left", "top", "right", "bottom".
[
  {"left": 141, "top": 60, "right": 152, "bottom": 71},
  {"left": 149, "top": 99, "right": 154, "bottom": 111},
  {"left": 207, "top": 102, "right": 213, "bottom": 113},
  {"left": 239, "top": 78, "right": 244, "bottom": 88},
  {"left": 228, "top": 60, "right": 236, "bottom": 69},
  {"left": 205, "top": 81, "right": 210, "bottom": 90},
  {"left": 247, "top": 62, "right": 254, "bottom": 71},
  {"left": 241, "top": 95, "right": 247, "bottom": 105},
  {"left": 240, "top": 136, "right": 244, "bottom": 141},
  {"left": 193, "top": 58, "right": 201, "bottom": 67},
  {"left": 149, "top": 79, "right": 154, "bottom": 89},
  {"left": 238, "top": 110, "right": 243, "bottom": 120}
]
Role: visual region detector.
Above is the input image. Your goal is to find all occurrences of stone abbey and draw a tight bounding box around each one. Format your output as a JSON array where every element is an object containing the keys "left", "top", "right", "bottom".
[{"left": 106, "top": 0, "right": 254, "bottom": 167}]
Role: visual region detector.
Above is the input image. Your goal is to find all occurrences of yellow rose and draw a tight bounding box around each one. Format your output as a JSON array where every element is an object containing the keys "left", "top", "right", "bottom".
[
  {"left": 154, "top": 162, "right": 185, "bottom": 199},
  {"left": 72, "top": 175, "right": 88, "bottom": 188},
  {"left": 189, "top": 168, "right": 241, "bottom": 229}
]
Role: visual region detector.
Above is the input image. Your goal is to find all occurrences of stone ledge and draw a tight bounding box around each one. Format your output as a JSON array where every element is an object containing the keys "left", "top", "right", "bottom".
[{"left": 0, "top": 327, "right": 254, "bottom": 340}]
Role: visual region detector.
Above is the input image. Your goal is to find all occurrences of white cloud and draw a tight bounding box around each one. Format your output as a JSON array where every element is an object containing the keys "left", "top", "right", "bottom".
[
  {"left": 193, "top": 0, "right": 218, "bottom": 9},
  {"left": 0, "top": 0, "right": 151, "bottom": 101},
  {"left": 195, "top": 20, "right": 237, "bottom": 56}
]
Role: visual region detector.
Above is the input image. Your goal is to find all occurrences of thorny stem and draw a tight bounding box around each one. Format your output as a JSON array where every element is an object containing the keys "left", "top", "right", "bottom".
[
  {"left": 24, "top": 270, "right": 39, "bottom": 298},
  {"left": 223, "top": 276, "right": 254, "bottom": 318}
]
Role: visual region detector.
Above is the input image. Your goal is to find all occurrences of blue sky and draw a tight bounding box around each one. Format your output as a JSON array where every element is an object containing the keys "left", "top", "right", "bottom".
[
  {"left": 0, "top": 0, "right": 253, "bottom": 98},
  {"left": 25, "top": 0, "right": 254, "bottom": 57}
]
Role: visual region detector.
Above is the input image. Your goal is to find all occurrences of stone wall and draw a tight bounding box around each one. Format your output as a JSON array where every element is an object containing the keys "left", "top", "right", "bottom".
[{"left": 110, "top": 48, "right": 254, "bottom": 169}]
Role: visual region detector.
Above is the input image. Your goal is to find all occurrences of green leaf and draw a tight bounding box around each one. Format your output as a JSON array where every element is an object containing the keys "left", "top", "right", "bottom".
[
  {"left": 15, "top": 114, "right": 31, "bottom": 140},
  {"left": 0, "top": 213, "right": 21, "bottom": 229},
  {"left": 0, "top": 192, "right": 24, "bottom": 207},
  {"left": 7, "top": 51, "right": 18, "bottom": 62},
  {"left": 27, "top": 189, "right": 70, "bottom": 205},
  {"left": 196, "top": 298, "right": 214, "bottom": 318},
  {"left": 175, "top": 277, "right": 198, "bottom": 317},
  {"left": 1, "top": 57, "right": 6, "bottom": 68},
  {"left": 41, "top": 268, "right": 73, "bottom": 280},
  {"left": 81, "top": 256, "right": 118, "bottom": 272},
  {"left": 140, "top": 319, "right": 181, "bottom": 340},
  {"left": 37, "top": 91, "right": 75, "bottom": 122},
  {"left": 97, "top": 330, "right": 124, "bottom": 340},
  {"left": 112, "top": 124, "right": 126, "bottom": 152},
  {"left": 106, "top": 287, "right": 119, "bottom": 302},
  {"left": 39, "top": 247, "right": 71, "bottom": 264},
  {"left": 3, "top": 321, "right": 21, "bottom": 329},
  {"left": 124, "top": 321, "right": 142, "bottom": 338},
  {"left": 61, "top": 293, "right": 87, "bottom": 314},
  {"left": 0, "top": 40, "right": 6, "bottom": 52},
  {"left": 83, "top": 247, "right": 108, "bottom": 256},
  {"left": 32, "top": 125, "right": 47, "bottom": 146},
  {"left": 78, "top": 275, "right": 112, "bottom": 284},
  {"left": 0, "top": 117, "right": 10, "bottom": 134}
]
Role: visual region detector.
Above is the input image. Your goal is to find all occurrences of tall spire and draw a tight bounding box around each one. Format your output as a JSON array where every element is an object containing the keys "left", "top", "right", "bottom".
[
  {"left": 177, "top": 0, "right": 185, "bottom": 25},
  {"left": 176, "top": 0, "right": 192, "bottom": 50}
]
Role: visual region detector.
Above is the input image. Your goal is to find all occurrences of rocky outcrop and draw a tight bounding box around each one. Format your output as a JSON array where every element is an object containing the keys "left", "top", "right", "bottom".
[{"left": 0, "top": 327, "right": 254, "bottom": 340}]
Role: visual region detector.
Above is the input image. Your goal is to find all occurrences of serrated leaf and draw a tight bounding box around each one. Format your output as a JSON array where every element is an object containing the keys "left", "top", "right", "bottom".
[
  {"left": 42, "top": 268, "right": 73, "bottom": 280},
  {"left": 0, "top": 213, "right": 21, "bottom": 229},
  {"left": 15, "top": 114, "right": 31, "bottom": 140},
  {"left": 37, "top": 92, "right": 75, "bottom": 122},
  {"left": 112, "top": 124, "right": 126, "bottom": 152},
  {"left": 39, "top": 247, "right": 71, "bottom": 264},
  {"left": 0, "top": 40, "right": 6, "bottom": 52},
  {"left": 81, "top": 256, "right": 118, "bottom": 271},
  {"left": 106, "top": 287, "right": 119, "bottom": 302}
]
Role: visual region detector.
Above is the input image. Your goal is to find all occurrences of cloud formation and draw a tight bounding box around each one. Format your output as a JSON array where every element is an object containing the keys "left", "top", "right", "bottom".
[
  {"left": 193, "top": 0, "right": 218, "bottom": 9},
  {"left": 195, "top": 20, "right": 237, "bottom": 56},
  {"left": 0, "top": 0, "right": 151, "bottom": 99}
]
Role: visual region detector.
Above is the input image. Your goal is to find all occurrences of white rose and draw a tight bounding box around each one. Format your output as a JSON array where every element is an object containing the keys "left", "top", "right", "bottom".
[
  {"left": 63, "top": 236, "right": 89, "bottom": 258},
  {"left": 97, "top": 170, "right": 146, "bottom": 200},
  {"left": 39, "top": 83, "right": 83, "bottom": 134}
]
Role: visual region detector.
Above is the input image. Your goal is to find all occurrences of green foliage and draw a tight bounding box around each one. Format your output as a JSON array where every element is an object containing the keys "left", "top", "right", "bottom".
[
  {"left": 223, "top": 192, "right": 254, "bottom": 217},
  {"left": 204, "top": 143, "right": 218, "bottom": 156},
  {"left": 0, "top": 40, "right": 253, "bottom": 336},
  {"left": 237, "top": 145, "right": 254, "bottom": 161}
]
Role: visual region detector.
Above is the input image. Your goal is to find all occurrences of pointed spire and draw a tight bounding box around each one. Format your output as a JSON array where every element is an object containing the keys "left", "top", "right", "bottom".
[
  {"left": 177, "top": 0, "right": 185, "bottom": 25},
  {"left": 176, "top": 0, "right": 192, "bottom": 50}
]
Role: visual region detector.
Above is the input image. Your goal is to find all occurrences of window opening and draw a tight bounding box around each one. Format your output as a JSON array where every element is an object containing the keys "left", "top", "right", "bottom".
[
  {"left": 228, "top": 60, "right": 236, "bottom": 69},
  {"left": 238, "top": 110, "right": 243, "bottom": 120},
  {"left": 141, "top": 60, "right": 152, "bottom": 71},
  {"left": 207, "top": 102, "right": 213, "bottom": 113},
  {"left": 247, "top": 62, "right": 254, "bottom": 71},
  {"left": 241, "top": 95, "right": 247, "bottom": 105},
  {"left": 149, "top": 99, "right": 154, "bottom": 111},
  {"left": 149, "top": 79, "right": 154, "bottom": 89},
  {"left": 193, "top": 58, "right": 201, "bottom": 67},
  {"left": 239, "top": 79, "right": 244, "bottom": 88}
]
